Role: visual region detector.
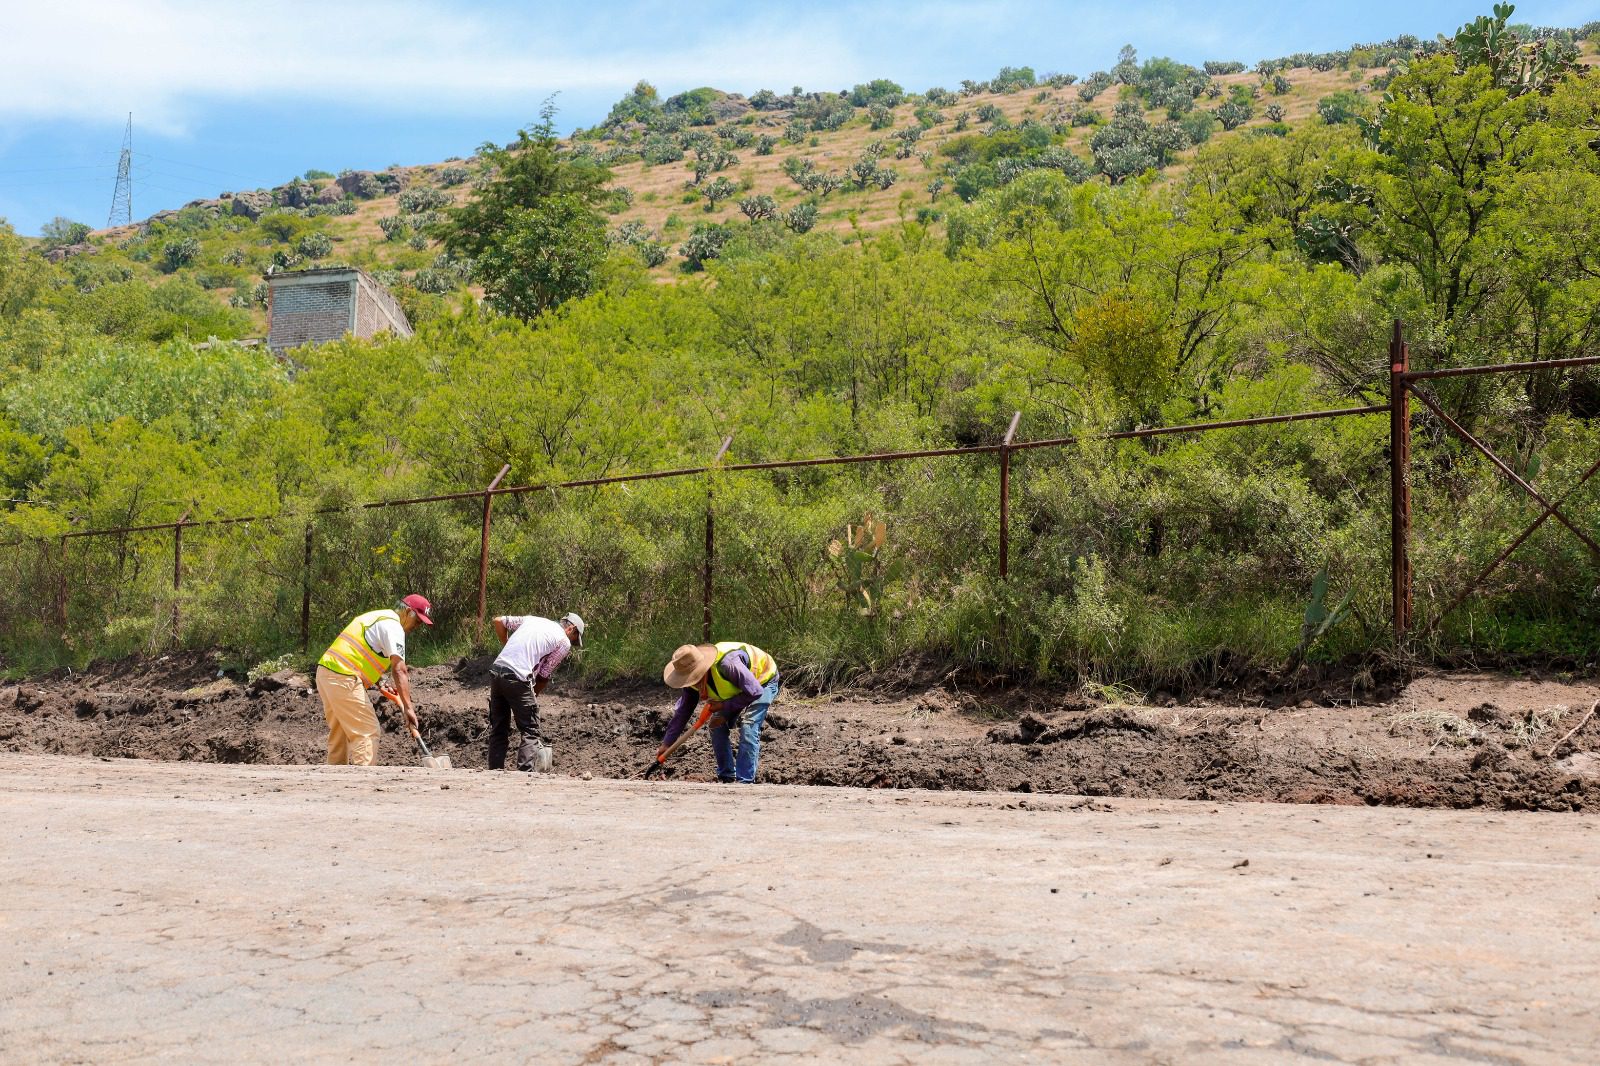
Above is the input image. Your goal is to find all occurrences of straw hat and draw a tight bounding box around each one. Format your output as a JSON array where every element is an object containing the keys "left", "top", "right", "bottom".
[{"left": 663, "top": 643, "right": 718, "bottom": 689}]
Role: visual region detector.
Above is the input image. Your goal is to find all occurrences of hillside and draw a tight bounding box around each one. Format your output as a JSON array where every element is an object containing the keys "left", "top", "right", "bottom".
[{"left": 34, "top": 24, "right": 1598, "bottom": 337}]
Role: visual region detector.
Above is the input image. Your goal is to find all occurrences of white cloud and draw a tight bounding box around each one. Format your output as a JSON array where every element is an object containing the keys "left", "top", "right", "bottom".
[{"left": 0, "top": 0, "right": 867, "bottom": 134}]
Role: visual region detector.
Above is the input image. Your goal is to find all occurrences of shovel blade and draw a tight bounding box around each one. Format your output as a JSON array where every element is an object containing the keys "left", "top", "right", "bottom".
[{"left": 421, "top": 755, "right": 452, "bottom": 770}]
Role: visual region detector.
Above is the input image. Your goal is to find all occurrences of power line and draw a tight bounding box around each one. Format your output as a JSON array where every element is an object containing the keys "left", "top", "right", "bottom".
[
  {"left": 132, "top": 151, "right": 260, "bottom": 182},
  {"left": 0, "top": 162, "right": 118, "bottom": 176},
  {"left": 107, "top": 113, "right": 133, "bottom": 227}
]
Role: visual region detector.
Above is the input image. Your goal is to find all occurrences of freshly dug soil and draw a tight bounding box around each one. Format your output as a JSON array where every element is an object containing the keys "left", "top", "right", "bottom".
[{"left": 2, "top": 654, "right": 1597, "bottom": 810}]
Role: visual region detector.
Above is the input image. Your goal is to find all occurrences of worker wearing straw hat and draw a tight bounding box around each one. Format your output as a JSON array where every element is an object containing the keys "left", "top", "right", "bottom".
[
  {"left": 658, "top": 641, "right": 781, "bottom": 783},
  {"left": 314, "top": 594, "right": 433, "bottom": 765}
]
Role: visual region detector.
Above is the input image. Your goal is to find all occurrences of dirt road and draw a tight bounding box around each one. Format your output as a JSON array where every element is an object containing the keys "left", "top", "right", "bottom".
[{"left": 2, "top": 753, "right": 1597, "bottom": 1064}]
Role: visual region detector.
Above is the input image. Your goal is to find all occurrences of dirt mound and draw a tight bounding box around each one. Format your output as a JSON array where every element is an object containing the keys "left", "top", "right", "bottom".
[{"left": 2, "top": 657, "right": 1597, "bottom": 810}]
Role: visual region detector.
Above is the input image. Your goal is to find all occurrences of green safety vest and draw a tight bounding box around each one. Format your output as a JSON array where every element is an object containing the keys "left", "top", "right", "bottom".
[
  {"left": 318, "top": 609, "right": 399, "bottom": 687},
  {"left": 698, "top": 641, "right": 778, "bottom": 703}
]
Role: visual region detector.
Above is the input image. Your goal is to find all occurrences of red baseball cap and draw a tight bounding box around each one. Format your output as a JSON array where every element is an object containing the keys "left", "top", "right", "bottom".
[{"left": 401, "top": 594, "right": 434, "bottom": 625}]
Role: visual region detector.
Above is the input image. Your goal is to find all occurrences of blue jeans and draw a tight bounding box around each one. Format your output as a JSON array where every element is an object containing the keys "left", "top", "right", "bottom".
[{"left": 709, "top": 677, "right": 780, "bottom": 783}]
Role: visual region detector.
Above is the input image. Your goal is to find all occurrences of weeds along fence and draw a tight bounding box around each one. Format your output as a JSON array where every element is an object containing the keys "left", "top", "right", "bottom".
[{"left": 7, "top": 323, "right": 1600, "bottom": 681}]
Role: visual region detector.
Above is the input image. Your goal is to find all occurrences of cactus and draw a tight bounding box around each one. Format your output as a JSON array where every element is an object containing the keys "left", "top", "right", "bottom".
[
  {"left": 827, "top": 515, "right": 904, "bottom": 617},
  {"left": 738, "top": 194, "right": 778, "bottom": 222},
  {"left": 701, "top": 176, "right": 738, "bottom": 210},
  {"left": 1288, "top": 565, "right": 1353, "bottom": 668}
]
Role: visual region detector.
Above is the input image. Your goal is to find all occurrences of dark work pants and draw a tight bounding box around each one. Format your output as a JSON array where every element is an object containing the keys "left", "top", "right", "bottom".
[{"left": 487, "top": 668, "right": 542, "bottom": 771}]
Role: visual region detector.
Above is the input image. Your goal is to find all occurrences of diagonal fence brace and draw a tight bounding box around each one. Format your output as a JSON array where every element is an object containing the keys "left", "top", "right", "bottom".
[
  {"left": 1408, "top": 385, "right": 1600, "bottom": 560},
  {"left": 1424, "top": 451, "right": 1600, "bottom": 633}
]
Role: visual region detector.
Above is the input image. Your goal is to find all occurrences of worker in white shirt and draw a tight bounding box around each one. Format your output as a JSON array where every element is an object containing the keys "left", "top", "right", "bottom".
[{"left": 487, "top": 611, "right": 585, "bottom": 770}]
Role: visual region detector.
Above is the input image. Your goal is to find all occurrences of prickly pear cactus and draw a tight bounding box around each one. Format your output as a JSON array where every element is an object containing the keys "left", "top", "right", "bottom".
[{"left": 827, "top": 514, "right": 903, "bottom": 616}]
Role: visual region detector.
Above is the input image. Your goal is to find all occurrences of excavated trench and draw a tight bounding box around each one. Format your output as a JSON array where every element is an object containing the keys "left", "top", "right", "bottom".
[{"left": 2, "top": 654, "right": 1597, "bottom": 810}]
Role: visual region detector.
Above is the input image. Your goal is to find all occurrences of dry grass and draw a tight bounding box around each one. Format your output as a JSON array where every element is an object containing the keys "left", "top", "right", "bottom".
[
  {"left": 1387, "top": 706, "right": 1480, "bottom": 751},
  {"left": 1507, "top": 705, "right": 1571, "bottom": 750}
]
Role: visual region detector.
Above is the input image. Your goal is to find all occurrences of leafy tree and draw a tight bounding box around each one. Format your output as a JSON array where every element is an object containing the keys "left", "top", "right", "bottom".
[
  {"left": 40, "top": 218, "right": 90, "bottom": 249},
  {"left": 470, "top": 193, "right": 608, "bottom": 319},
  {"left": 605, "top": 80, "right": 661, "bottom": 126},
  {"left": 1317, "top": 91, "right": 1367, "bottom": 125},
  {"left": 1179, "top": 110, "right": 1218, "bottom": 144},
  {"left": 1069, "top": 289, "right": 1178, "bottom": 414},
  {"left": 849, "top": 79, "right": 904, "bottom": 107},
  {"left": 1112, "top": 45, "right": 1140, "bottom": 84},
  {"left": 440, "top": 104, "right": 611, "bottom": 319},
  {"left": 1346, "top": 53, "right": 1551, "bottom": 371},
  {"left": 992, "top": 66, "right": 1037, "bottom": 93}
]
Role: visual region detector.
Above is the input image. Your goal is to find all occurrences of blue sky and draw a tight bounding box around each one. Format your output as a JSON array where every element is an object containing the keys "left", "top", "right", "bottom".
[{"left": 0, "top": 0, "right": 1592, "bottom": 235}]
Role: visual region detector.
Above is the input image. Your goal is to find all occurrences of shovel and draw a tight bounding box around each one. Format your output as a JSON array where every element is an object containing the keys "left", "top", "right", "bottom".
[
  {"left": 409, "top": 727, "right": 453, "bottom": 770},
  {"left": 379, "top": 685, "right": 452, "bottom": 770},
  {"left": 639, "top": 702, "right": 716, "bottom": 779}
]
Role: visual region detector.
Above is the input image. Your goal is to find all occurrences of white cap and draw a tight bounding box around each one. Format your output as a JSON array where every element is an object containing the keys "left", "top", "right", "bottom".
[{"left": 561, "top": 612, "right": 585, "bottom": 647}]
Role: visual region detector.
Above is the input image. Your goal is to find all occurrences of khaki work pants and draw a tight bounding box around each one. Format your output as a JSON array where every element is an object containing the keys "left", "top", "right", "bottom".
[{"left": 316, "top": 665, "right": 381, "bottom": 766}]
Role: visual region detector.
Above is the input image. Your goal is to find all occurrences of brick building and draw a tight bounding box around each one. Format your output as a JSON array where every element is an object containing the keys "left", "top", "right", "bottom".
[{"left": 266, "top": 267, "right": 412, "bottom": 353}]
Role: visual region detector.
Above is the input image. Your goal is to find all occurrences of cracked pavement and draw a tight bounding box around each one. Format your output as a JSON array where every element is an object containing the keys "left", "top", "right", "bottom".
[{"left": 1, "top": 753, "right": 1597, "bottom": 1064}]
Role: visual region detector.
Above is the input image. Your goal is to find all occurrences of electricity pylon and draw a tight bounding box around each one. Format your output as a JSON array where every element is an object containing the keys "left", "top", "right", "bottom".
[{"left": 107, "top": 113, "right": 133, "bottom": 227}]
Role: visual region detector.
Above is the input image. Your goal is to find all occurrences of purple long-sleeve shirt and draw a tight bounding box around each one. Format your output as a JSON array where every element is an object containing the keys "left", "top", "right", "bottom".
[{"left": 661, "top": 649, "right": 764, "bottom": 746}]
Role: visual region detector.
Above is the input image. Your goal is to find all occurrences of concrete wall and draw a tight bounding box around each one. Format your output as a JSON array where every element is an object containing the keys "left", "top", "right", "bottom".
[{"left": 353, "top": 273, "right": 412, "bottom": 341}]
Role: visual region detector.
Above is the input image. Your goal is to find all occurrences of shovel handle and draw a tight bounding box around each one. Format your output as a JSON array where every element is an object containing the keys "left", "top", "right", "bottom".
[
  {"left": 644, "top": 704, "right": 716, "bottom": 777},
  {"left": 407, "top": 725, "right": 436, "bottom": 759}
]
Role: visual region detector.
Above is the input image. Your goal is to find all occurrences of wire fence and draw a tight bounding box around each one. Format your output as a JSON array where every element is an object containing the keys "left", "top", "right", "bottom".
[{"left": 7, "top": 323, "right": 1600, "bottom": 675}]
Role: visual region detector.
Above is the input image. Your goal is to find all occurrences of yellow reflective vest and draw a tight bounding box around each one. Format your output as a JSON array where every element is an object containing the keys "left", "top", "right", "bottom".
[
  {"left": 698, "top": 641, "right": 778, "bottom": 703},
  {"left": 318, "top": 609, "right": 399, "bottom": 686}
]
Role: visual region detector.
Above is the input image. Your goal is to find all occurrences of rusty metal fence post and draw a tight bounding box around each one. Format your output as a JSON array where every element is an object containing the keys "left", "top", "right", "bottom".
[
  {"left": 171, "top": 510, "right": 190, "bottom": 645},
  {"left": 703, "top": 436, "right": 734, "bottom": 643},
  {"left": 998, "top": 411, "right": 1022, "bottom": 580},
  {"left": 477, "top": 463, "right": 512, "bottom": 627},
  {"left": 56, "top": 536, "right": 68, "bottom": 632},
  {"left": 1389, "top": 321, "right": 1411, "bottom": 643}
]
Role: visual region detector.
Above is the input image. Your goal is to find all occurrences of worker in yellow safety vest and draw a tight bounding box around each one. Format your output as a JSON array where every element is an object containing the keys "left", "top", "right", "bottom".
[
  {"left": 314, "top": 594, "right": 433, "bottom": 765},
  {"left": 658, "top": 641, "right": 781, "bottom": 782}
]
